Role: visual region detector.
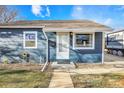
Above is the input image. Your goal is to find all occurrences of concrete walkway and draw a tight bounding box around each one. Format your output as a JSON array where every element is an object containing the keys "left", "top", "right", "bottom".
[
  {"left": 49, "top": 69, "right": 74, "bottom": 88},
  {"left": 70, "top": 68, "right": 124, "bottom": 75}
]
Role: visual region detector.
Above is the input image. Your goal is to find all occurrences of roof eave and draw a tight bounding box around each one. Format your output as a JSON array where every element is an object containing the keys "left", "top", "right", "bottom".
[
  {"left": 0, "top": 25, "right": 45, "bottom": 28},
  {"left": 44, "top": 27, "right": 113, "bottom": 32}
]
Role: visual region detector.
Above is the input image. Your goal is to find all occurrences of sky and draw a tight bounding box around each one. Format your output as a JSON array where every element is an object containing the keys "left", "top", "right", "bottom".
[{"left": 9, "top": 5, "right": 124, "bottom": 30}]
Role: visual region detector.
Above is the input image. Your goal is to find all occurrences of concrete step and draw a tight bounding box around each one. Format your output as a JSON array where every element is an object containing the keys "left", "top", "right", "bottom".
[{"left": 51, "top": 62, "right": 75, "bottom": 70}]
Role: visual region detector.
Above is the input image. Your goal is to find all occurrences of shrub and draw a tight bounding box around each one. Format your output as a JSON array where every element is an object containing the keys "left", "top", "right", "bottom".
[{"left": 1, "top": 56, "right": 9, "bottom": 64}]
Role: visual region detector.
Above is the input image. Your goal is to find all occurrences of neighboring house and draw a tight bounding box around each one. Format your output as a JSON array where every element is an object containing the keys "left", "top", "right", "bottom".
[{"left": 0, "top": 20, "right": 112, "bottom": 64}]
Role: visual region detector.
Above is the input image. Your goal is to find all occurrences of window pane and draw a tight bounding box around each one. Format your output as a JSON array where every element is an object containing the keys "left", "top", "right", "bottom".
[
  {"left": 24, "top": 32, "right": 37, "bottom": 48},
  {"left": 25, "top": 33, "right": 35, "bottom": 40},
  {"left": 75, "top": 34, "right": 93, "bottom": 48},
  {"left": 25, "top": 41, "right": 35, "bottom": 47}
]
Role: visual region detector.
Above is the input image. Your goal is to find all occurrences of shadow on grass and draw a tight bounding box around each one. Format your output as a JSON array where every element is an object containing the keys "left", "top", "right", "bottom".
[
  {"left": 71, "top": 73, "right": 124, "bottom": 88},
  {"left": 0, "top": 69, "right": 7, "bottom": 71},
  {"left": 0, "top": 70, "right": 31, "bottom": 75}
]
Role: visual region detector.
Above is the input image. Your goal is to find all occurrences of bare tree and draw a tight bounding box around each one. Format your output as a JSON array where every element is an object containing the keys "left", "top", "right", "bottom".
[{"left": 0, "top": 6, "right": 19, "bottom": 23}]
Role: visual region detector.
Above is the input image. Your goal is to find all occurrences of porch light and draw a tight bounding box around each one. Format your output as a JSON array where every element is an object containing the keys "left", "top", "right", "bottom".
[{"left": 70, "top": 32, "right": 73, "bottom": 35}]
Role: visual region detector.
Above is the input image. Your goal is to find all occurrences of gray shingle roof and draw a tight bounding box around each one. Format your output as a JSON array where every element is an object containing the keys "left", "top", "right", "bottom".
[{"left": 0, "top": 20, "right": 113, "bottom": 31}]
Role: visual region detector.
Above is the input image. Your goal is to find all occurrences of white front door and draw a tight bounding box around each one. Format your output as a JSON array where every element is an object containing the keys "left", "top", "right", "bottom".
[{"left": 56, "top": 32, "right": 69, "bottom": 59}]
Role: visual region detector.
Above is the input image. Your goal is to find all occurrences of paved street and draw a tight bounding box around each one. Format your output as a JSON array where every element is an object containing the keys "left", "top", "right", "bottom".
[{"left": 104, "top": 52, "right": 124, "bottom": 63}]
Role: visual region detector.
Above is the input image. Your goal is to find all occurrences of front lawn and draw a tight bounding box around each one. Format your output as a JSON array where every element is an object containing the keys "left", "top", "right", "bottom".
[
  {"left": 0, "top": 64, "right": 52, "bottom": 88},
  {"left": 71, "top": 73, "right": 124, "bottom": 88}
]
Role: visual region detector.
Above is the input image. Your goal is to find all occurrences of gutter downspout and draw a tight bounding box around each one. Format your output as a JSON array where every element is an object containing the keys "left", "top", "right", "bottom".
[
  {"left": 102, "top": 32, "right": 105, "bottom": 64},
  {"left": 41, "top": 27, "right": 49, "bottom": 72}
]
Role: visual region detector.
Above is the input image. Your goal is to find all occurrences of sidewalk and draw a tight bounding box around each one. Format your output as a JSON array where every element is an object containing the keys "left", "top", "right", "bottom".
[{"left": 49, "top": 69, "right": 74, "bottom": 88}]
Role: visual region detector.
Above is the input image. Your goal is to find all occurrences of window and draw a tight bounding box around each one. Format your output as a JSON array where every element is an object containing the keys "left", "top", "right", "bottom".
[
  {"left": 73, "top": 33, "right": 95, "bottom": 49},
  {"left": 23, "top": 31, "right": 37, "bottom": 48}
]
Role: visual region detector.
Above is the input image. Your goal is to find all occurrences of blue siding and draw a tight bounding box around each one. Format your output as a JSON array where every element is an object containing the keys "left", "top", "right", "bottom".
[
  {"left": 0, "top": 28, "right": 47, "bottom": 63},
  {"left": 46, "top": 32, "right": 56, "bottom": 62},
  {"left": 69, "top": 32, "right": 102, "bottom": 63},
  {"left": 47, "top": 32, "right": 103, "bottom": 63},
  {"left": 0, "top": 28, "right": 103, "bottom": 63}
]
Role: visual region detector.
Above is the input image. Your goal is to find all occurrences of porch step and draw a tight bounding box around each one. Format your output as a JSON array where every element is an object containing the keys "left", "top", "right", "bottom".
[
  {"left": 57, "top": 60, "right": 70, "bottom": 64},
  {"left": 51, "top": 62, "right": 75, "bottom": 70},
  {"left": 57, "top": 61, "right": 70, "bottom": 64}
]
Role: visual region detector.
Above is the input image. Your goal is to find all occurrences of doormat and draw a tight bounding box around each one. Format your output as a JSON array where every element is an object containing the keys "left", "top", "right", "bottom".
[{"left": 57, "top": 60, "right": 70, "bottom": 64}]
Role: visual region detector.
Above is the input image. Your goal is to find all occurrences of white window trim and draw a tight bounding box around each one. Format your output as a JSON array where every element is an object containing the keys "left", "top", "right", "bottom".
[
  {"left": 23, "top": 31, "right": 37, "bottom": 49},
  {"left": 73, "top": 32, "right": 95, "bottom": 49}
]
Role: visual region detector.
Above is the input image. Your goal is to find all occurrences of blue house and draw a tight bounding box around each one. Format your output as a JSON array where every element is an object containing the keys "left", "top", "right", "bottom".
[{"left": 0, "top": 20, "right": 112, "bottom": 65}]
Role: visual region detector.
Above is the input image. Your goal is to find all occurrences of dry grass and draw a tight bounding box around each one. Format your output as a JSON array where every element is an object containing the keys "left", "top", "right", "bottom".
[
  {"left": 71, "top": 73, "right": 124, "bottom": 88},
  {"left": 0, "top": 63, "right": 52, "bottom": 88},
  {"left": 0, "top": 63, "right": 43, "bottom": 71},
  {"left": 76, "top": 63, "right": 115, "bottom": 69}
]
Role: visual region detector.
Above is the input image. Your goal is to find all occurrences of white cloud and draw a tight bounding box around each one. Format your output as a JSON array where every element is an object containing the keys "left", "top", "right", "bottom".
[
  {"left": 45, "top": 6, "right": 50, "bottom": 17},
  {"left": 31, "top": 5, "right": 50, "bottom": 17},
  {"left": 32, "top": 5, "right": 42, "bottom": 17},
  {"left": 118, "top": 6, "right": 124, "bottom": 10},
  {"left": 71, "top": 6, "right": 84, "bottom": 19},
  {"left": 117, "top": 6, "right": 124, "bottom": 17},
  {"left": 76, "top": 7, "right": 83, "bottom": 11},
  {"left": 103, "top": 18, "right": 112, "bottom": 25}
]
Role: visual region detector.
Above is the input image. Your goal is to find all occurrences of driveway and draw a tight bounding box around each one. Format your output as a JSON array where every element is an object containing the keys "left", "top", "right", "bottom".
[{"left": 104, "top": 52, "right": 124, "bottom": 64}]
